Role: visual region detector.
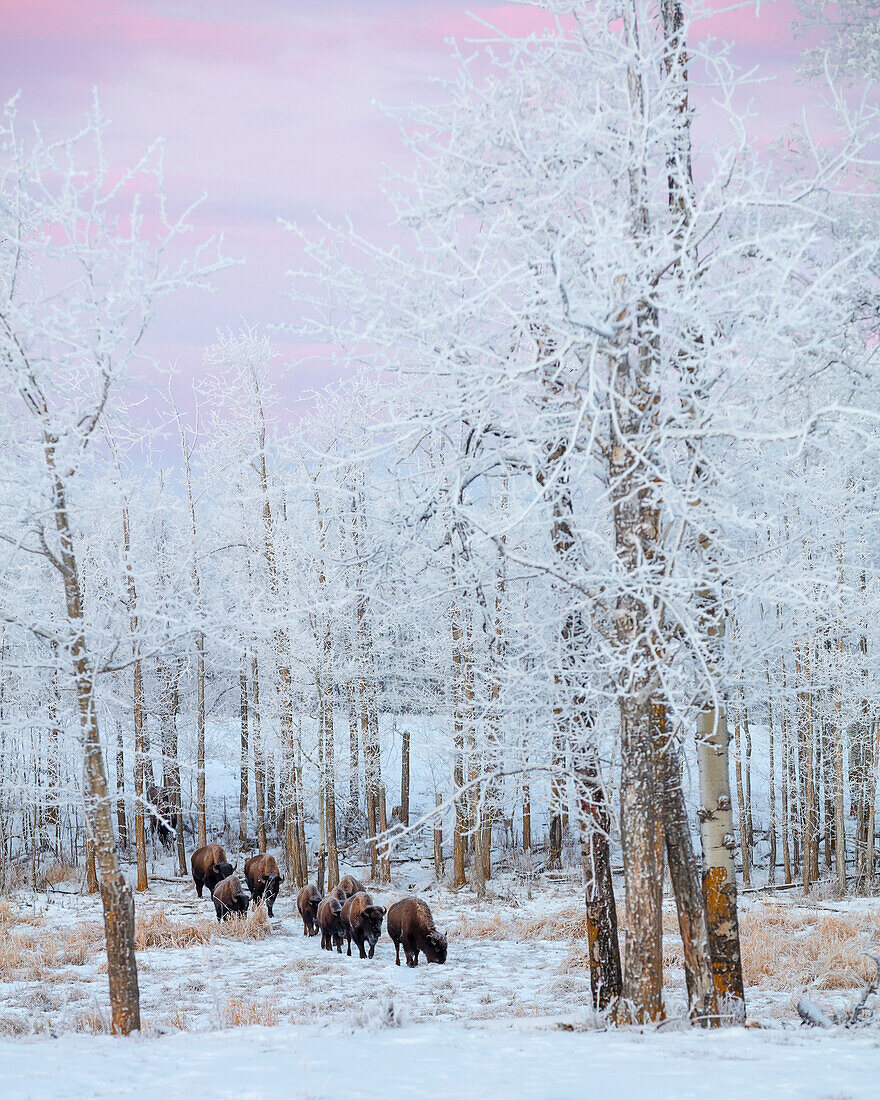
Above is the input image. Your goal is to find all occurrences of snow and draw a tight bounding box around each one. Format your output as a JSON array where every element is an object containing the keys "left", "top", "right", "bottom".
[
  {"left": 6, "top": 857, "right": 880, "bottom": 1098},
  {"left": 5, "top": 1020, "right": 880, "bottom": 1099}
]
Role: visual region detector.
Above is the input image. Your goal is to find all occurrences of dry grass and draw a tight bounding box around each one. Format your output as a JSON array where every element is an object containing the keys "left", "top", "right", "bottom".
[
  {"left": 563, "top": 901, "right": 880, "bottom": 997},
  {"left": 739, "top": 903, "right": 880, "bottom": 991},
  {"left": 223, "top": 996, "right": 279, "bottom": 1027},
  {"left": 72, "top": 1009, "right": 110, "bottom": 1034},
  {"left": 220, "top": 906, "right": 271, "bottom": 941},
  {"left": 168, "top": 1009, "right": 190, "bottom": 1030},
  {"left": 43, "top": 861, "right": 79, "bottom": 887},
  {"left": 135, "top": 912, "right": 214, "bottom": 950},
  {"left": 449, "top": 906, "right": 587, "bottom": 941}
]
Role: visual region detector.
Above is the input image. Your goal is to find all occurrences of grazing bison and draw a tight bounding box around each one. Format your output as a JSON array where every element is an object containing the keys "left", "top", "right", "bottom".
[
  {"left": 342, "top": 891, "right": 386, "bottom": 959},
  {"left": 146, "top": 784, "right": 177, "bottom": 850},
  {"left": 335, "top": 874, "right": 366, "bottom": 899},
  {"left": 243, "top": 853, "right": 283, "bottom": 917},
  {"left": 387, "top": 897, "right": 447, "bottom": 967},
  {"left": 191, "top": 843, "right": 234, "bottom": 898},
  {"left": 317, "top": 894, "right": 346, "bottom": 952},
  {"left": 297, "top": 883, "right": 322, "bottom": 937},
  {"left": 212, "top": 873, "right": 251, "bottom": 922}
]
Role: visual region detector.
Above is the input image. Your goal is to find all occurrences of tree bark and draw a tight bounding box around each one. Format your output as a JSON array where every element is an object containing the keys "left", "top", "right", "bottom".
[
  {"left": 654, "top": 708, "right": 717, "bottom": 1025},
  {"left": 698, "top": 709, "right": 745, "bottom": 1021},
  {"left": 251, "top": 653, "right": 266, "bottom": 854},
  {"left": 400, "top": 727, "right": 410, "bottom": 828},
  {"left": 239, "top": 657, "right": 249, "bottom": 849},
  {"left": 48, "top": 445, "right": 139, "bottom": 1033},
  {"left": 434, "top": 792, "right": 444, "bottom": 880}
]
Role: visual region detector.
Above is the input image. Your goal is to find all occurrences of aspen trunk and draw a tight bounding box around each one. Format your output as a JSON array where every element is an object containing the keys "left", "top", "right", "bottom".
[
  {"left": 158, "top": 659, "right": 186, "bottom": 877},
  {"left": 733, "top": 705, "right": 750, "bottom": 887},
  {"left": 451, "top": 602, "right": 467, "bottom": 889},
  {"left": 49, "top": 448, "right": 139, "bottom": 1033},
  {"left": 251, "top": 654, "right": 266, "bottom": 854},
  {"left": 175, "top": 400, "right": 207, "bottom": 851},
  {"left": 133, "top": 654, "right": 148, "bottom": 893},
  {"left": 522, "top": 774, "right": 531, "bottom": 853},
  {"left": 434, "top": 792, "right": 444, "bottom": 879},
  {"left": 767, "top": 671, "right": 777, "bottom": 886},
  {"left": 654, "top": 708, "right": 717, "bottom": 1025},
  {"left": 115, "top": 722, "right": 127, "bottom": 850},
  {"left": 121, "top": 505, "right": 148, "bottom": 892},
  {"left": 574, "top": 738, "right": 622, "bottom": 1012},
  {"left": 239, "top": 658, "right": 249, "bottom": 850},
  {"left": 698, "top": 709, "right": 745, "bottom": 1021},
  {"left": 400, "top": 727, "right": 410, "bottom": 827}
]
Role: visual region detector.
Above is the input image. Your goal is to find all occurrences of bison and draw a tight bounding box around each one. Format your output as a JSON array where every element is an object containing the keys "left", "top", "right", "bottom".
[
  {"left": 387, "top": 897, "right": 447, "bottom": 967},
  {"left": 297, "top": 883, "right": 322, "bottom": 937},
  {"left": 342, "top": 891, "right": 386, "bottom": 959},
  {"left": 191, "top": 843, "right": 234, "bottom": 898},
  {"left": 146, "top": 784, "right": 177, "bottom": 850},
  {"left": 212, "top": 873, "right": 251, "bottom": 922},
  {"left": 243, "top": 853, "right": 283, "bottom": 917},
  {"left": 317, "top": 894, "right": 346, "bottom": 952},
  {"left": 335, "top": 874, "right": 366, "bottom": 899}
]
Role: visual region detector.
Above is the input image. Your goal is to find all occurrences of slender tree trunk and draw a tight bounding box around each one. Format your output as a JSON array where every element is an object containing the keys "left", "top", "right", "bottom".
[
  {"left": 115, "top": 722, "right": 127, "bottom": 850},
  {"left": 158, "top": 659, "right": 186, "bottom": 877},
  {"left": 654, "top": 707, "right": 718, "bottom": 1024},
  {"left": 698, "top": 710, "right": 745, "bottom": 1021},
  {"left": 522, "top": 774, "right": 531, "bottom": 854},
  {"left": 733, "top": 704, "right": 750, "bottom": 887},
  {"left": 400, "top": 727, "right": 410, "bottom": 828},
  {"left": 239, "top": 657, "right": 249, "bottom": 850},
  {"left": 251, "top": 654, "right": 266, "bottom": 854},
  {"left": 574, "top": 736, "right": 622, "bottom": 1012},
  {"left": 767, "top": 666, "right": 777, "bottom": 886},
  {"left": 48, "top": 447, "right": 139, "bottom": 1033},
  {"left": 451, "top": 602, "right": 467, "bottom": 888},
  {"left": 434, "top": 792, "right": 444, "bottom": 880},
  {"left": 121, "top": 505, "right": 147, "bottom": 892}
]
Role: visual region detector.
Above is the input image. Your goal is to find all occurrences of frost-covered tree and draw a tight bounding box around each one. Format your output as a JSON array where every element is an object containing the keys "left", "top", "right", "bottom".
[
  {"left": 293, "top": 0, "right": 880, "bottom": 1023},
  {"left": 0, "top": 97, "right": 226, "bottom": 1033}
]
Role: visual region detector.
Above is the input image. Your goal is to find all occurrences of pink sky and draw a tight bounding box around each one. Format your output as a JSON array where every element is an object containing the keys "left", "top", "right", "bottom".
[{"left": 3, "top": 0, "right": 820, "bottom": 405}]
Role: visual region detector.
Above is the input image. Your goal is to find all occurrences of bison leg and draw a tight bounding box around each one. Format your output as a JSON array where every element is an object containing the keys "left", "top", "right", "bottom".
[
  {"left": 368, "top": 942, "right": 375, "bottom": 960},
  {"left": 405, "top": 939, "right": 418, "bottom": 967},
  {"left": 393, "top": 938, "right": 401, "bottom": 966},
  {"left": 195, "top": 881, "right": 203, "bottom": 898},
  {"left": 346, "top": 931, "right": 352, "bottom": 957}
]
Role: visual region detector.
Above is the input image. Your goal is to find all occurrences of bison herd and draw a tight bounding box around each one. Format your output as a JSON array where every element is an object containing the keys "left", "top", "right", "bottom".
[{"left": 188, "top": 844, "right": 447, "bottom": 967}]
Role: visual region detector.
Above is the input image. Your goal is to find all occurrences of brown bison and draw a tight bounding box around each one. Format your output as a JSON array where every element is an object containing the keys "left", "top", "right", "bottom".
[
  {"left": 297, "top": 883, "right": 322, "bottom": 936},
  {"left": 146, "top": 784, "right": 177, "bottom": 850},
  {"left": 317, "top": 894, "right": 346, "bottom": 952},
  {"left": 212, "top": 873, "right": 250, "bottom": 922},
  {"left": 335, "top": 874, "right": 366, "bottom": 899},
  {"left": 191, "top": 843, "right": 234, "bottom": 898},
  {"left": 387, "top": 897, "right": 447, "bottom": 967},
  {"left": 243, "top": 853, "right": 283, "bottom": 917},
  {"left": 342, "top": 891, "right": 386, "bottom": 959}
]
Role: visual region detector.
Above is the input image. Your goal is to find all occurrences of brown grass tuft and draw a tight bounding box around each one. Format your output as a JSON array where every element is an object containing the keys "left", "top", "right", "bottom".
[
  {"left": 135, "top": 912, "right": 215, "bottom": 950},
  {"left": 450, "top": 906, "right": 587, "bottom": 941},
  {"left": 739, "top": 903, "right": 879, "bottom": 991},
  {"left": 72, "top": 1009, "right": 110, "bottom": 1034},
  {"left": 224, "top": 997, "right": 278, "bottom": 1027},
  {"left": 221, "top": 906, "right": 271, "bottom": 941},
  {"left": 43, "top": 861, "right": 79, "bottom": 887}
]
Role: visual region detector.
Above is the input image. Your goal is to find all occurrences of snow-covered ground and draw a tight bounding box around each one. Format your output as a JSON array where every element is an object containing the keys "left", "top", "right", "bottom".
[
  {"left": 4, "top": 855, "right": 880, "bottom": 1097},
  {"left": 5, "top": 1020, "right": 880, "bottom": 1099}
]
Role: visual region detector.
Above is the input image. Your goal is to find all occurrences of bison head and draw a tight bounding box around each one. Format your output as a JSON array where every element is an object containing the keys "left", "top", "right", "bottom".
[{"left": 424, "top": 928, "right": 447, "bottom": 964}]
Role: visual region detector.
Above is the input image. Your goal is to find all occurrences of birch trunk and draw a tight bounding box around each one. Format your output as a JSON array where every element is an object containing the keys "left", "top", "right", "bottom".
[
  {"left": 698, "top": 710, "right": 745, "bottom": 1021},
  {"left": 49, "top": 445, "right": 140, "bottom": 1033},
  {"left": 239, "top": 658, "right": 249, "bottom": 849},
  {"left": 251, "top": 654, "right": 266, "bottom": 854}
]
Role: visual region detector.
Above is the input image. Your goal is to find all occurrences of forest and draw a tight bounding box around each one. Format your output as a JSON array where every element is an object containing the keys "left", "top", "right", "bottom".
[{"left": 3, "top": 1, "right": 880, "bottom": 1095}]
